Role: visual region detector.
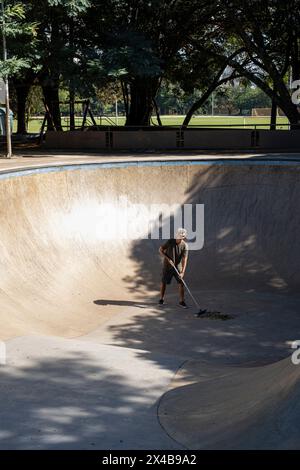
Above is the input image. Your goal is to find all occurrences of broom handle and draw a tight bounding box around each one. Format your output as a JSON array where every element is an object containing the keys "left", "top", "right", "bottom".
[{"left": 172, "top": 262, "right": 201, "bottom": 310}]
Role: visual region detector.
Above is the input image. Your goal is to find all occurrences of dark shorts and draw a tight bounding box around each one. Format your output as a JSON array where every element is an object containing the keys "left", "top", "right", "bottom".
[{"left": 162, "top": 267, "right": 183, "bottom": 285}]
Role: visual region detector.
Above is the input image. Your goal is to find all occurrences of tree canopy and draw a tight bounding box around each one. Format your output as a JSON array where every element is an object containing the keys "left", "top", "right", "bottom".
[{"left": 1, "top": 0, "right": 299, "bottom": 131}]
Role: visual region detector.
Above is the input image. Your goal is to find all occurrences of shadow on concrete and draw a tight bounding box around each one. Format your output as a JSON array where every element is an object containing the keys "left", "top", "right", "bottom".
[
  {"left": 2, "top": 159, "right": 300, "bottom": 450},
  {"left": 104, "top": 163, "right": 300, "bottom": 365},
  {"left": 0, "top": 346, "right": 179, "bottom": 450},
  {"left": 94, "top": 299, "right": 149, "bottom": 308},
  {"left": 101, "top": 292, "right": 300, "bottom": 365}
]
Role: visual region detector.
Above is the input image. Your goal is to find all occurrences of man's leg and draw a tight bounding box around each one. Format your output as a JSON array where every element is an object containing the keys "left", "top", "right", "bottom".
[
  {"left": 160, "top": 282, "right": 166, "bottom": 300},
  {"left": 178, "top": 282, "right": 185, "bottom": 303}
]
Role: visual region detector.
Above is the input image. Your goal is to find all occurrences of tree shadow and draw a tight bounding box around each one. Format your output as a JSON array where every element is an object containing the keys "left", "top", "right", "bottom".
[
  {"left": 2, "top": 159, "right": 300, "bottom": 450},
  {"left": 0, "top": 343, "right": 180, "bottom": 450},
  {"left": 104, "top": 162, "right": 300, "bottom": 365},
  {"left": 102, "top": 291, "right": 300, "bottom": 365}
]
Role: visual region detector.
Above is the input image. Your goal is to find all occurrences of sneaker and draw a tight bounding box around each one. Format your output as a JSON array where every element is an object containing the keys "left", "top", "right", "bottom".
[
  {"left": 158, "top": 298, "right": 164, "bottom": 305},
  {"left": 179, "top": 301, "right": 188, "bottom": 308}
]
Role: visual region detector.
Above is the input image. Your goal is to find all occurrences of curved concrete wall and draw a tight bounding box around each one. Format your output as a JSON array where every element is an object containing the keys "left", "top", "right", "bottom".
[{"left": 0, "top": 161, "right": 299, "bottom": 338}]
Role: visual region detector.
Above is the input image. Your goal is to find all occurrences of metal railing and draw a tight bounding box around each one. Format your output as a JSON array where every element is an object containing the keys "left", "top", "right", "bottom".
[{"left": 56, "top": 121, "right": 294, "bottom": 131}]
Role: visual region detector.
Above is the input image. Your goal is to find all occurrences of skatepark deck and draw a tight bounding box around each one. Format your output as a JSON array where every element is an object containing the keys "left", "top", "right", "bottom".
[{"left": 0, "top": 152, "right": 299, "bottom": 449}]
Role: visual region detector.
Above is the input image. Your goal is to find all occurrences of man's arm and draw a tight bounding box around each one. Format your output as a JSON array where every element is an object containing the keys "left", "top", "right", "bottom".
[
  {"left": 180, "top": 254, "right": 188, "bottom": 277},
  {"left": 180, "top": 242, "right": 189, "bottom": 277},
  {"left": 159, "top": 244, "right": 174, "bottom": 266}
]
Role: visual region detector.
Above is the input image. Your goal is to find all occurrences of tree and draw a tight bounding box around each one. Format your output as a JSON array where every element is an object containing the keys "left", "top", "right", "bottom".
[
  {"left": 213, "top": 0, "right": 300, "bottom": 127},
  {"left": 87, "top": 0, "right": 218, "bottom": 126},
  {"left": 34, "top": 0, "right": 91, "bottom": 131},
  {"left": 176, "top": 52, "right": 240, "bottom": 126},
  {"left": 0, "top": 1, "right": 37, "bottom": 140},
  {"left": 10, "top": 0, "right": 91, "bottom": 133},
  {"left": 7, "top": 0, "right": 299, "bottom": 132}
]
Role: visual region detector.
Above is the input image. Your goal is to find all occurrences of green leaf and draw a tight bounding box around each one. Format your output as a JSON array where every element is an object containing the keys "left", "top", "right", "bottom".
[{"left": 0, "top": 56, "right": 31, "bottom": 78}]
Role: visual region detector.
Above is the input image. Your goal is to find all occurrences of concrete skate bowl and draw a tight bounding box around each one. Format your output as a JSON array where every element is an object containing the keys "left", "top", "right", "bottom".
[
  {"left": 0, "top": 159, "right": 300, "bottom": 449},
  {"left": 0, "top": 160, "right": 300, "bottom": 360},
  {"left": 158, "top": 355, "right": 300, "bottom": 449}
]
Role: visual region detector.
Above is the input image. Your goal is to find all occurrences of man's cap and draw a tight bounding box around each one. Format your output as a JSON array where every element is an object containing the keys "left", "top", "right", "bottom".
[{"left": 175, "top": 228, "right": 187, "bottom": 239}]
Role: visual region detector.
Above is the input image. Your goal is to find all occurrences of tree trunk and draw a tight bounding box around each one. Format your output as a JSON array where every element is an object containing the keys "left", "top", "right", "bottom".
[
  {"left": 126, "top": 77, "right": 160, "bottom": 126},
  {"left": 288, "top": 117, "right": 300, "bottom": 129},
  {"left": 183, "top": 103, "right": 200, "bottom": 128},
  {"left": 120, "top": 80, "right": 129, "bottom": 120},
  {"left": 270, "top": 89, "right": 277, "bottom": 130},
  {"left": 69, "top": 84, "right": 75, "bottom": 131},
  {"left": 281, "top": 100, "right": 300, "bottom": 129},
  {"left": 183, "top": 86, "right": 218, "bottom": 128},
  {"left": 153, "top": 98, "right": 162, "bottom": 126},
  {"left": 42, "top": 81, "right": 62, "bottom": 131},
  {"left": 15, "top": 84, "right": 31, "bottom": 134},
  {"left": 221, "top": 54, "right": 300, "bottom": 129},
  {"left": 264, "top": 88, "right": 300, "bottom": 129},
  {"left": 69, "top": 17, "right": 75, "bottom": 131}
]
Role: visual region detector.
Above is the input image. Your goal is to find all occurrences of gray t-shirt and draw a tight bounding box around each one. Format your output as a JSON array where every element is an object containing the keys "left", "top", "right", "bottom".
[{"left": 161, "top": 239, "right": 188, "bottom": 271}]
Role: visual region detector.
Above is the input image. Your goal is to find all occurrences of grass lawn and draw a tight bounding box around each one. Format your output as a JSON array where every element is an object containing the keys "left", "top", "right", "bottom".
[
  {"left": 18, "top": 115, "right": 290, "bottom": 133},
  {"left": 152, "top": 115, "right": 289, "bottom": 129}
]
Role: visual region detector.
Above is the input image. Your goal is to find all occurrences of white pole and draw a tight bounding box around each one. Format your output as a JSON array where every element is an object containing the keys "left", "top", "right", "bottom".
[
  {"left": 1, "top": 0, "right": 12, "bottom": 158},
  {"left": 211, "top": 92, "right": 214, "bottom": 116},
  {"left": 115, "top": 98, "right": 118, "bottom": 126}
]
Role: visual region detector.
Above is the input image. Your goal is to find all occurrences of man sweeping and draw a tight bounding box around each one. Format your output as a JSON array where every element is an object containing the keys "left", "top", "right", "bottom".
[{"left": 158, "top": 228, "right": 188, "bottom": 308}]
